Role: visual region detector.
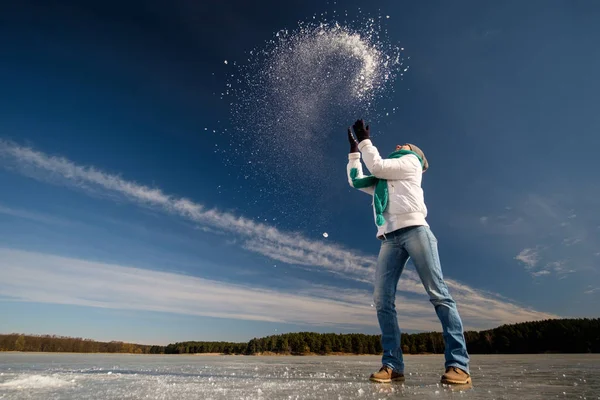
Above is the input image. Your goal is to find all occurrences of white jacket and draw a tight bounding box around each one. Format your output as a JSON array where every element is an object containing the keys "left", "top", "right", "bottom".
[{"left": 347, "top": 139, "right": 428, "bottom": 238}]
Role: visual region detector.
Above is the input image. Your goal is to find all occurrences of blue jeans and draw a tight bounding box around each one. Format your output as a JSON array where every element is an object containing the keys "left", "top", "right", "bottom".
[{"left": 374, "top": 225, "right": 470, "bottom": 374}]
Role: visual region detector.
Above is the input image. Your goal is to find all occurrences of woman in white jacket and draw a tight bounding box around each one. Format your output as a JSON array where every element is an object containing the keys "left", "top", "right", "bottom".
[{"left": 346, "top": 119, "right": 471, "bottom": 385}]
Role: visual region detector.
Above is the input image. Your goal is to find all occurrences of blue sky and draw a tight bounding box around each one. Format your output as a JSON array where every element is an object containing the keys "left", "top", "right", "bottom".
[{"left": 1, "top": 0, "right": 599, "bottom": 345}]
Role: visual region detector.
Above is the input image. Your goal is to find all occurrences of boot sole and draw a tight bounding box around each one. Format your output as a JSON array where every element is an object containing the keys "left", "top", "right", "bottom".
[
  {"left": 441, "top": 376, "right": 472, "bottom": 385},
  {"left": 369, "top": 376, "right": 405, "bottom": 383}
]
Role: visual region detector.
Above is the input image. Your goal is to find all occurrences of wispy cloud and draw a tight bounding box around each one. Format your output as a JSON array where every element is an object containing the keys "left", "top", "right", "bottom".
[
  {"left": 531, "top": 270, "right": 551, "bottom": 277},
  {"left": 0, "top": 248, "right": 376, "bottom": 328},
  {"left": 520, "top": 258, "right": 576, "bottom": 279},
  {"left": 584, "top": 286, "right": 600, "bottom": 295},
  {"left": 0, "top": 203, "right": 71, "bottom": 226},
  {"left": 0, "top": 140, "right": 374, "bottom": 282},
  {"left": 544, "top": 260, "right": 575, "bottom": 275},
  {"left": 0, "top": 248, "right": 557, "bottom": 332},
  {"left": 562, "top": 237, "right": 583, "bottom": 246},
  {"left": 482, "top": 193, "right": 600, "bottom": 279},
  {"left": 0, "top": 140, "right": 558, "bottom": 329},
  {"left": 515, "top": 248, "right": 540, "bottom": 268}
]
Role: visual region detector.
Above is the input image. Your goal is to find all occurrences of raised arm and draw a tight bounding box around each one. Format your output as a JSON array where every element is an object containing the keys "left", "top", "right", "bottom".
[
  {"left": 359, "top": 139, "right": 421, "bottom": 180},
  {"left": 347, "top": 152, "right": 375, "bottom": 195},
  {"left": 346, "top": 128, "right": 375, "bottom": 195}
]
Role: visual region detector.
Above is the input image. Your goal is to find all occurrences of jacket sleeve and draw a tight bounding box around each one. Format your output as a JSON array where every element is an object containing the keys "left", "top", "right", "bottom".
[
  {"left": 347, "top": 152, "right": 375, "bottom": 195},
  {"left": 358, "top": 139, "right": 421, "bottom": 180}
]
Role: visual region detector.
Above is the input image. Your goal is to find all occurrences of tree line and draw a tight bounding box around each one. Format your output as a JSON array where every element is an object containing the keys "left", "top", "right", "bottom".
[
  {"left": 164, "top": 318, "right": 600, "bottom": 355},
  {"left": 0, "top": 334, "right": 162, "bottom": 354},
  {"left": 2, "top": 318, "right": 598, "bottom": 354},
  {"left": 163, "top": 341, "right": 246, "bottom": 355}
]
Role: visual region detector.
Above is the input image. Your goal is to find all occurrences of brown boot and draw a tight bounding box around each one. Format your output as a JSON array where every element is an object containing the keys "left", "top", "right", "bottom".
[
  {"left": 369, "top": 366, "right": 405, "bottom": 383},
  {"left": 441, "top": 366, "right": 472, "bottom": 385}
]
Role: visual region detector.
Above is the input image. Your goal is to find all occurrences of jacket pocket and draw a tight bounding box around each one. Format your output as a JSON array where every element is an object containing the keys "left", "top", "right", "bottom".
[{"left": 387, "top": 182, "right": 424, "bottom": 215}]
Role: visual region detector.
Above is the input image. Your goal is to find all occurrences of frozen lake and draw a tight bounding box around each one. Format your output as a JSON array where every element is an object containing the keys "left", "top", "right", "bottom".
[{"left": 0, "top": 353, "right": 598, "bottom": 399}]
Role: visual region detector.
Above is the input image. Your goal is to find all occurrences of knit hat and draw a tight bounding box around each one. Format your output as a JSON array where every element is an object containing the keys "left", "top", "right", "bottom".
[{"left": 406, "top": 143, "right": 428, "bottom": 172}]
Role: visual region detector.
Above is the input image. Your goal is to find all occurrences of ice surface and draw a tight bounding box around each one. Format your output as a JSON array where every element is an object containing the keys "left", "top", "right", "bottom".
[
  {"left": 1, "top": 353, "right": 599, "bottom": 400},
  {"left": 0, "top": 374, "right": 74, "bottom": 390}
]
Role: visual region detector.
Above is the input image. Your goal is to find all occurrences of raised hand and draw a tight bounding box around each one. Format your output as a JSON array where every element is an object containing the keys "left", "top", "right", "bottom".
[
  {"left": 348, "top": 128, "right": 359, "bottom": 153},
  {"left": 352, "top": 119, "right": 370, "bottom": 142}
]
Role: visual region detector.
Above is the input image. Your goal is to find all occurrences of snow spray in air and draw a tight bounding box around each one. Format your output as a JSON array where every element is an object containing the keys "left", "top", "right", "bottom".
[{"left": 221, "top": 13, "right": 408, "bottom": 229}]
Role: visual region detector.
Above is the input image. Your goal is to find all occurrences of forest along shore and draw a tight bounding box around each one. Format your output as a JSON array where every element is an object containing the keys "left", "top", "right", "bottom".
[{"left": 1, "top": 318, "right": 598, "bottom": 355}]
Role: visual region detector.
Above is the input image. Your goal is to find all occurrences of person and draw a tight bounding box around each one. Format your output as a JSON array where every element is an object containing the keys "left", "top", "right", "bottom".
[{"left": 346, "top": 119, "right": 471, "bottom": 385}]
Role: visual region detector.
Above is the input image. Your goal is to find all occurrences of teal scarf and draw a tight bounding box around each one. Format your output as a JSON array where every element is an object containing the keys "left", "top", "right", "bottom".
[{"left": 350, "top": 149, "right": 423, "bottom": 226}]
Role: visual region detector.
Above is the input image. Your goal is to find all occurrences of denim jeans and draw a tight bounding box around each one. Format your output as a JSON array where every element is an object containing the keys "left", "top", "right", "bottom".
[{"left": 374, "top": 225, "right": 470, "bottom": 374}]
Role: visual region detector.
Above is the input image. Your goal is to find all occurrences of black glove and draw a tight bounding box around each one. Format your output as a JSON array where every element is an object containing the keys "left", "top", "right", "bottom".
[
  {"left": 348, "top": 128, "right": 359, "bottom": 153},
  {"left": 352, "top": 119, "right": 370, "bottom": 142}
]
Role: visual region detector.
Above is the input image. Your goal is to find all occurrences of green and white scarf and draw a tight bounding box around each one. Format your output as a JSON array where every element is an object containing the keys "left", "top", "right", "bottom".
[{"left": 350, "top": 149, "right": 423, "bottom": 226}]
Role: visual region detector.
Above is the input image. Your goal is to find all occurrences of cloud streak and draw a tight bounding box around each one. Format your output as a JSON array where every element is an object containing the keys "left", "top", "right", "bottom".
[
  {"left": 0, "top": 248, "right": 376, "bottom": 328},
  {"left": 0, "top": 203, "right": 71, "bottom": 226},
  {"left": 0, "top": 140, "right": 374, "bottom": 282},
  {"left": 0, "top": 248, "right": 557, "bottom": 332}
]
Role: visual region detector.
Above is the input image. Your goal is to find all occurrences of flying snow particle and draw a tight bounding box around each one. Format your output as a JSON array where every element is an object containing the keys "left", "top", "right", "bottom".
[
  {"left": 322, "top": 232, "right": 329, "bottom": 238},
  {"left": 224, "top": 60, "right": 228, "bottom": 64}
]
